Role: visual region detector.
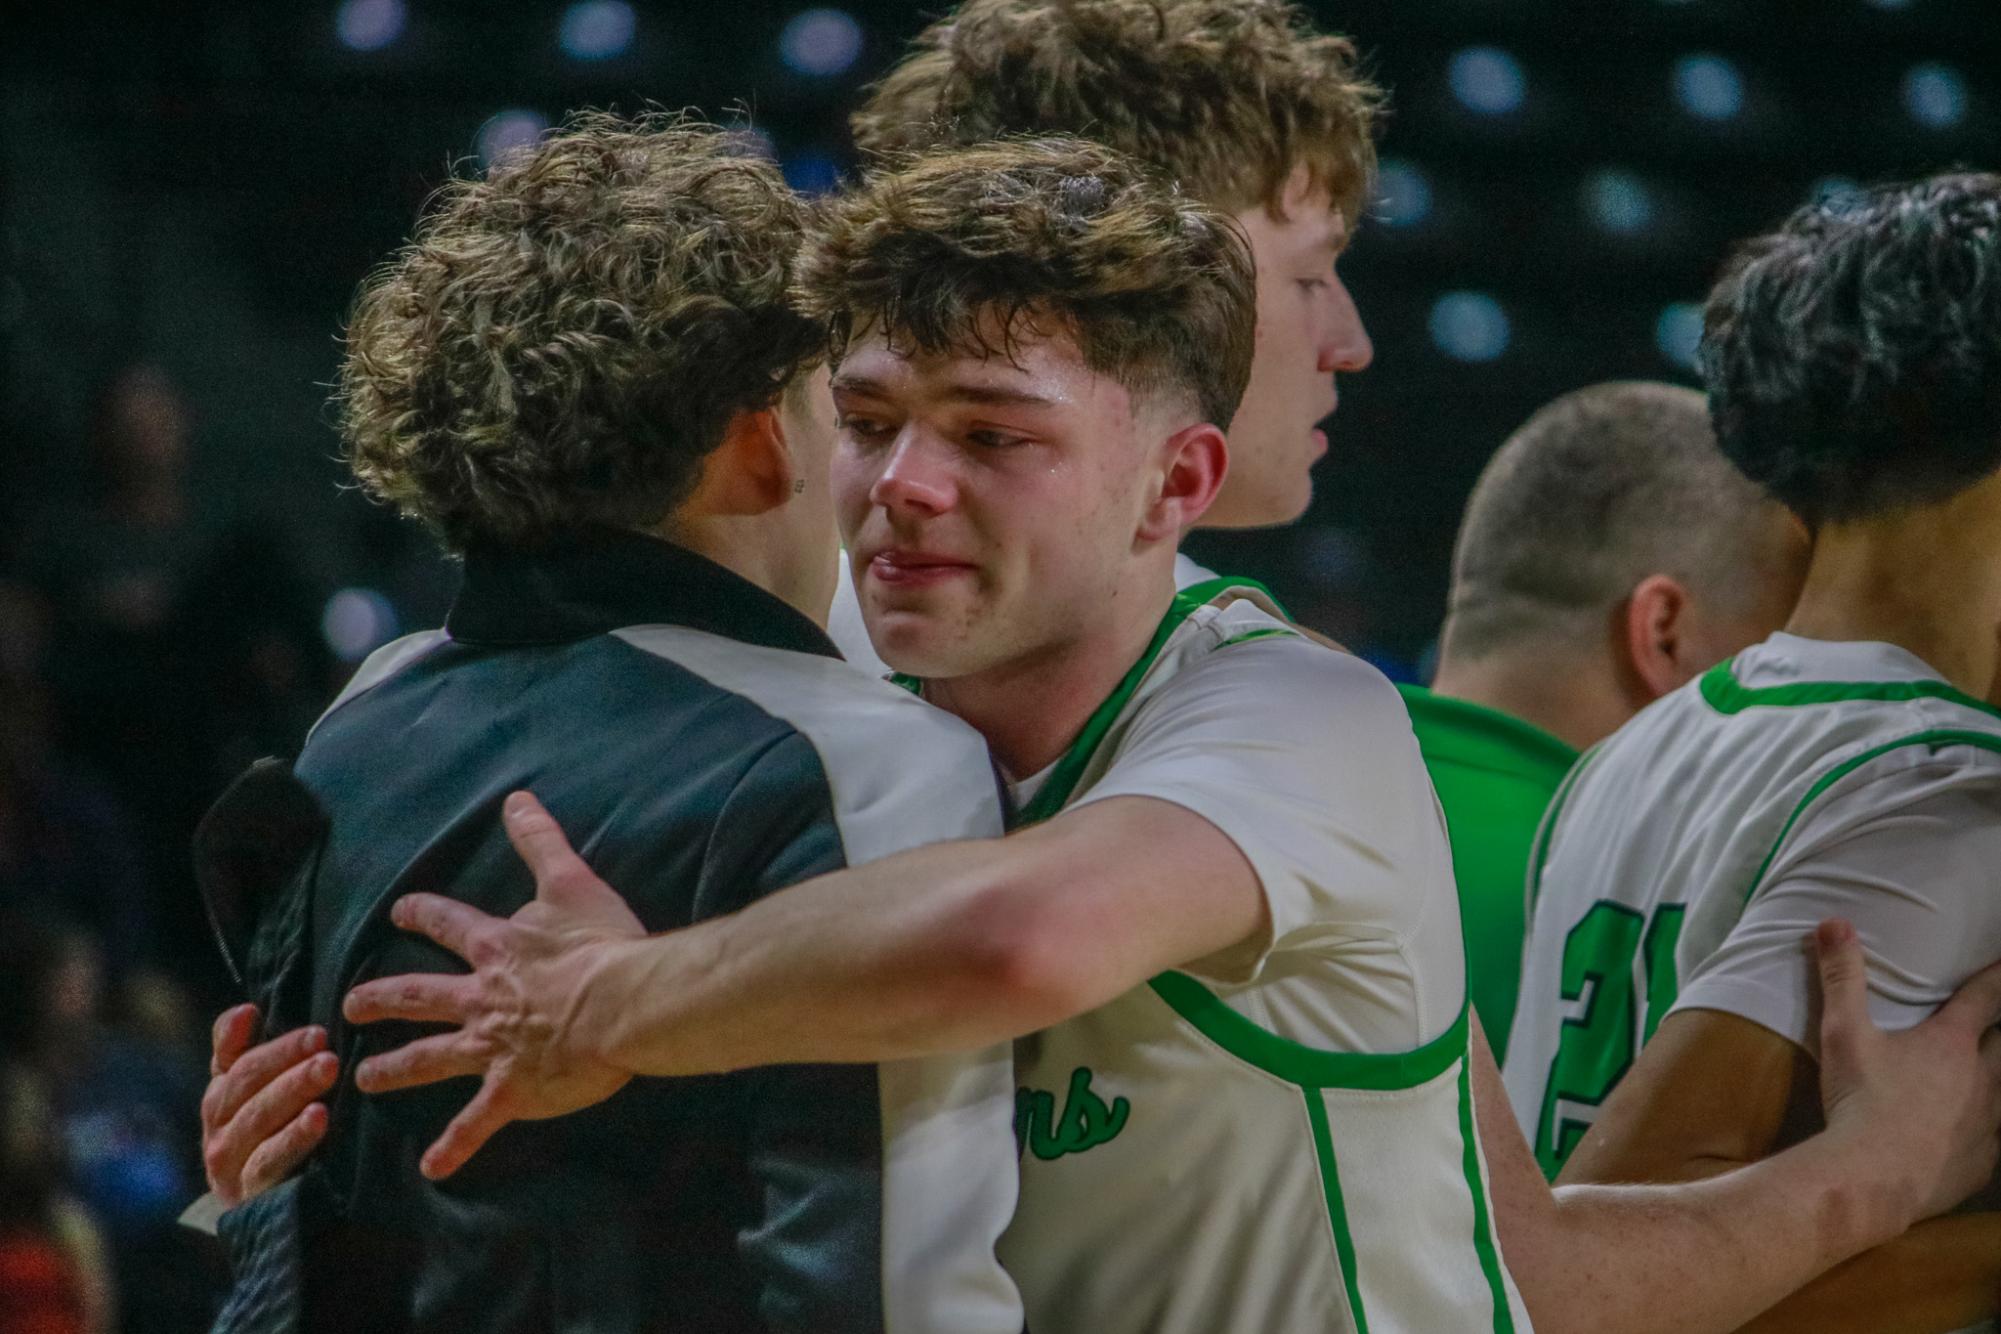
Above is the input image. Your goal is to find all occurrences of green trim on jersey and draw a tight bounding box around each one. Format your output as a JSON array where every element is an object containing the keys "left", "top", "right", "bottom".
[
  {"left": 1305, "top": 1092, "right": 1372, "bottom": 1334},
  {"left": 1148, "top": 973, "right": 1469, "bottom": 1089},
  {"left": 1525, "top": 743, "right": 1600, "bottom": 914},
  {"left": 1458, "top": 1051, "right": 1518, "bottom": 1334},
  {"left": 1740, "top": 728, "right": 2001, "bottom": 907},
  {"left": 1699, "top": 658, "right": 2001, "bottom": 720},
  {"left": 1217, "top": 625, "right": 1299, "bottom": 649},
  {"left": 1008, "top": 575, "right": 1283, "bottom": 826}
]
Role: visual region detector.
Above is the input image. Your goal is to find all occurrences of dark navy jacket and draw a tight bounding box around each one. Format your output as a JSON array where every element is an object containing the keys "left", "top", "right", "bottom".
[{"left": 211, "top": 529, "right": 1020, "bottom": 1334}]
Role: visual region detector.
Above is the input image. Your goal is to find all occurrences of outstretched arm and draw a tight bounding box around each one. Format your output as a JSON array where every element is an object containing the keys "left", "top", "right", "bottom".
[{"left": 344, "top": 788, "right": 1267, "bottom": 1176}]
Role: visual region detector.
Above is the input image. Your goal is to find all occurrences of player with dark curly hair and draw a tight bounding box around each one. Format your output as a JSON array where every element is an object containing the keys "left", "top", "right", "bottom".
[
  {"left": 192, "top": 110, "right": 1027, "bottom": 1334},
  {"left": 1512, "top": 172, "right": 2001, "bottom": 1333}
]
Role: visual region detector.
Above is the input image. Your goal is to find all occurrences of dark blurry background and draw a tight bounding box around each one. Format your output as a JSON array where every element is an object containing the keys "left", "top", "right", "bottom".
[{"left": 0, "top": 1, "right": 1995, "bottom": 1329}]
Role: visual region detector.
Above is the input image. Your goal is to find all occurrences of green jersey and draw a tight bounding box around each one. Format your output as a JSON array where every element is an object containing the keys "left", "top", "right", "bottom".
[{"left": 1396, "top": 685, "right": 1578, "bottom": 1064}]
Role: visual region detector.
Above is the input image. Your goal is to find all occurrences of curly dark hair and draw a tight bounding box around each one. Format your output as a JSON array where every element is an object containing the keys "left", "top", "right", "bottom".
[
  {"left": 850, "top": 0, "right": 1381, "bottom": 222},
  {"left": 798, "top": 136, "right": 1256, "bottom": 429},
  {"left": 1701, "top": 172, "right": 2001, "bottom": 527},
  {"left": 337, "top": 111, "right": 824, "bottom": 551}
]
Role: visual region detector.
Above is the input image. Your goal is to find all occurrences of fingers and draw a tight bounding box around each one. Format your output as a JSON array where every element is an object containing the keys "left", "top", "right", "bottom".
[
  {"left": 503, "top": 790, "right": 597, "bottom": 907},
  {"left": 211, "top": 1004, "right": 261, "bottom": 1077},
  {"left": 240, "top": 1102, "right": 330, "bottom": 1200},
  {"left": 419, "top": 1077, "right": 512, "bottom": 1181},
  {"left": 202, "top": 1025, "right": 328, "bottom": 1134},
  {"left": 343, "top": 972, "right": 480, "bottom": 1028},
  {"left": 388, "top": 892, "right": 498, "bottom": 965},
  {"left": 1814, "top": 919, "right": 1872, "bottom": 1072},
  {"left": 205, "top": 1050, "right": 338, "bottom": 1204},
  {"left": 1939, "top": 952, "right": 2001, "bottom": 1035},
  {"left": 354, "top": 1033, "right": 490, "bottom": 1095}
]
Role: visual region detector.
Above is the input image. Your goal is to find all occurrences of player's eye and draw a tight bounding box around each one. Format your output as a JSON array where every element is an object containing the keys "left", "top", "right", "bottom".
[
  {"left": 1297, "top": 277, "right": 1332, "bottom": 294},
  {"left": 966, "top": 428, "right": 1027, "bottom": 449},
  {"left": 837, "top": 415, "right": 894, "bottom": 443}
]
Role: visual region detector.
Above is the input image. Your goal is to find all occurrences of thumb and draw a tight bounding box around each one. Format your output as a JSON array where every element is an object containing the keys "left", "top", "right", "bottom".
[{"left": 1815, "top": 918, "right": 1873, "bottom": 1074}]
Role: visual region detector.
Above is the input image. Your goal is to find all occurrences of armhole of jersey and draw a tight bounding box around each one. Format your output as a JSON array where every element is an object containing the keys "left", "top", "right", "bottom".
[
  {"left": 1738, "top": 728, "right": 2001, "bottom": 912},
  {"left": 1147, "top": 971, "right": 1467, "bottom": 1089}
]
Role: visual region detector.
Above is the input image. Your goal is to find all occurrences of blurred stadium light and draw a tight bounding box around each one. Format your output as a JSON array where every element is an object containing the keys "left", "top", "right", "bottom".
[
  {"left": 1902, "top": 63, "right": 1969, "bottom": 128},
  {"left": 1654, "top": 303, "right": 1704, "bottom": 373},
  {"left": 334, "top": 0, "right": 405, "bottom": 52},
  {"left": 1430, "top": 292, "right": 1511, "bottom": 363},
  {"left": 1671, "top": 54, "right": 1746, "bottom": 122},
  {"left": 1583, "top": 169, "right": 1655, "bottom": 237},
  {"left": 780, "top": 8, "right": 865, "bottom": 77},
  {"left": 1448, "top": 47, "right": 1527, "bottom": 116},
  {"left": 476, "top": 109, "right": 550, "bottom": 170},
  {"left": 559, "top": 0, "right": 638, "bottom": 60},
  {"left": 1374, "top": 159, "right": 1433, "bottom": 228}
]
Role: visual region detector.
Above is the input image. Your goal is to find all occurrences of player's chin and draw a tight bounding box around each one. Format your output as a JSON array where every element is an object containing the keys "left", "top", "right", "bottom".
[{"left": 864, "top": 610, "right": 971, "bottom": 678}]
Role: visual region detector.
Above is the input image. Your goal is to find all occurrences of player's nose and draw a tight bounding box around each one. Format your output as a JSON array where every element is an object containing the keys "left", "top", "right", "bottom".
[
  {"left": 869, "top": 430, "right": 959, "bottom": 516},
  {"left": 1322, "top": 278, "right": 1374, "bottom": 375}
]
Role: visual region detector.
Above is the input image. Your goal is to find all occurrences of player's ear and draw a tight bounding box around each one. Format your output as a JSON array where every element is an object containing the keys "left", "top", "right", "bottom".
[
  {"left": 685, "top": 407, "right": 791, "bottom": 518},
  {"left": 1621, "top": 573, "right": 1697, "bottom": 701},
  {"left": 1139, "top": 422, "right": 1229, "bottom": 543}
]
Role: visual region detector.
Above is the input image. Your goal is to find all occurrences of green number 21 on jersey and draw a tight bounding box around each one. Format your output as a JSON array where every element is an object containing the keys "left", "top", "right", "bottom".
[{"left": 1533, "top": 901, "right": 1687, "bottom": 1179}]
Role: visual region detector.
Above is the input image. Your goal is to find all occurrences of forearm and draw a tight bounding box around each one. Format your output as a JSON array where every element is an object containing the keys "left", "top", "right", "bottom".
[
  {"left": 1737, "top": 1213, "right": 2001, "bottom": 1334},
  {"left": 574, "top": 795, "right": 1262, "bottom": 1079},
  {"left": 578, "top": 835, "right": 1071, "bottom": 1077},
  {"left": 1517, "top": 1140, "right": 1909, "bottom": 1334},
  {"left": 1474, "top": 1019, "right": 1910, "bottom": 1334}
]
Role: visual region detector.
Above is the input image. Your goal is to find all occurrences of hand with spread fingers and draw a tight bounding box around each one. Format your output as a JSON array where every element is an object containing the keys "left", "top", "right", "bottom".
[
  {"left": 201, "top": 1005, "right": 338, "bottom": 1207},
  {"left": 343, "top": 790, "right": 645, "bottom": 1180}
]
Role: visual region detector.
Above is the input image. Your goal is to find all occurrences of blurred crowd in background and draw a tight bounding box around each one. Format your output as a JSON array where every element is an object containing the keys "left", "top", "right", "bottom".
[{"left": 1, "top": 1, "right": 1995, "bottom": 1329}]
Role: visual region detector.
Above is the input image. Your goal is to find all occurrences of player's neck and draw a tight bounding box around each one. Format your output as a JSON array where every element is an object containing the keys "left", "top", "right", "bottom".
[
  {"left": 649, "top": 514, "right": 832, "bottom": 629},
  {"left": 1429, "top": 651, "right": 1624, "bottom": 752},
  {"left": 1784, "top": 476, "right": 2001, "bottom": 697},
  {"left": 926, "top": 574, "right": 1178, "bottom": 781}
]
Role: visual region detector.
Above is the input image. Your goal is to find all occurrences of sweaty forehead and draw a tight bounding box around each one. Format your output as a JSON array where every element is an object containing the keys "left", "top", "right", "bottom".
[{"left": 832, "top": 323, "right": 1102, "bottom": 402}]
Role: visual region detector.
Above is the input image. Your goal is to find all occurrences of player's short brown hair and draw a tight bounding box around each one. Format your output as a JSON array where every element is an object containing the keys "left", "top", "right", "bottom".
[
  {"left": 799, "top": 136, "right": 1256, "bottom": 430},
  {"left": 850, "top": 0, "right": 1381, "bottom": 222},
  {"left": 338, "top": 111, "right": 823, "bottom": 551},
  {"left": 1442, "top": 382, "right": 1792, "bottom": 663}
]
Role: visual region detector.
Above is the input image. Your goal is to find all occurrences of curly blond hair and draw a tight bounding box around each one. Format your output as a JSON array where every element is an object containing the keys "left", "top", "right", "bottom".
[
  {"left": 337, "top": 111, "right": 822, "bottom": 551},
  {"left": 798, "top": 136, "right": 1256, "bottom": 429},
  {"left": 850, "top": 0, "right": 1381, "bottom": 222}
]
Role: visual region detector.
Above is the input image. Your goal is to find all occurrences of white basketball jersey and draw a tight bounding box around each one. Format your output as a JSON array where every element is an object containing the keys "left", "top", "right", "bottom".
[
  {"left": 984, "top": 578, "right": 1530, "bottom": 1334},
  {"left": 1506, "top": 633, "right": 2001, "bottom": 1179}
]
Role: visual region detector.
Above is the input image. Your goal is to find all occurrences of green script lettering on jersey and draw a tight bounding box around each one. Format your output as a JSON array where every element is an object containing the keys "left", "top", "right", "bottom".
[
  {"left": 1014, "top": 1067, "right": 1131, "bottom": 1161},
  {"left": 1533, "top": 901, "right": 1685, "bottom": 1178}
]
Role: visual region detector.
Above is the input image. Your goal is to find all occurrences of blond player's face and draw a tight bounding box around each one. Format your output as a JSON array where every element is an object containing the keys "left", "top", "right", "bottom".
[
  {"left": 828, "top": 326, "right": 1165, "bottom": 680},
  {"left": 1213, "top": 167, "right": 1374, "bottom": 529}
]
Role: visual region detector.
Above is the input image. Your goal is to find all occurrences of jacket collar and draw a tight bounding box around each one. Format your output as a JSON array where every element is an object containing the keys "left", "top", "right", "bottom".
[{"left": 446, "top": 527, "right": 840, "bottom": 660}]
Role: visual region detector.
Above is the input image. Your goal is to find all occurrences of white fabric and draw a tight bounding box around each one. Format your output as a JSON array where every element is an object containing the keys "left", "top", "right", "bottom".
[
  {"left": 827, "top": 549, "right": 1220, "bottom": 678},
  {"left": 1507, "top": 633, "right": 2001, "bottom": 1147},
  {"left": 997, "top": 590, "right": 1528, "bottom": 1334},
  {"left": 613, "top": 626, "right": 1022, "bottom": 1334},
  {"left": 1060, "top": 600, "right": 1467, "bottom": 1040},
  {"left": 827, "top": 552, "right": 892, "bottom": 679},
  {"left": 307, "top": 629, "right": 450, "bottom": 740}
]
